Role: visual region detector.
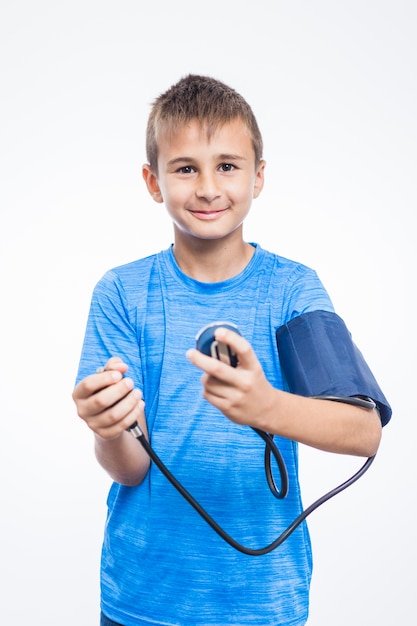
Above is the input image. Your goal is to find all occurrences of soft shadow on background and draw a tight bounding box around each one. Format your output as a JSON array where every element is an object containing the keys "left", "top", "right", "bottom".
[{"left": 1, "top": 1, "right": 415, "bottom": 624}]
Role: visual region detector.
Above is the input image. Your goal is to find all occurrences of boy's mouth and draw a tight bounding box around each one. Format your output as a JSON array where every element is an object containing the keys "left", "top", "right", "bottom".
[{"left": 191, "top": 208, "right": 227, "bottom": 220}]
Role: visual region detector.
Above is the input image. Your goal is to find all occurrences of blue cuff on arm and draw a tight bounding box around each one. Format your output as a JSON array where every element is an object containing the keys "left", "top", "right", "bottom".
[{"left": 276, "top": 310, "right": 392, "bottom": 426}]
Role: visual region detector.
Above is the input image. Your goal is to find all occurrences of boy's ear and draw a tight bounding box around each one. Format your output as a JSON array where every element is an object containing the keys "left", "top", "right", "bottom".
[
  {"left": 142, "top": 164, "right": 164, "bottom": 203},
  {"left": 253, "top": 160, "right": 266, "bottom": 199}
]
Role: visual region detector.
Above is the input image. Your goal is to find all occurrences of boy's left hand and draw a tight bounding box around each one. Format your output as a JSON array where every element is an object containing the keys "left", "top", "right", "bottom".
[{"left": 186, "top": 327, "right": 275, "bottom": 429}]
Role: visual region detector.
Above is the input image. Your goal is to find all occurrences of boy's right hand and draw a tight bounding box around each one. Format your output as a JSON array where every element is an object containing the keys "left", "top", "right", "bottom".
[{"left": 72, "top": 357, "right": 145, "bottom": 440}]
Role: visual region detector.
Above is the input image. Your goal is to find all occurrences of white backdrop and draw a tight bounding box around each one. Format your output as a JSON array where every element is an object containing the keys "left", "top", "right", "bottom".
[{"left": 1, "top": 1, "right": 415, "bottom": 624}]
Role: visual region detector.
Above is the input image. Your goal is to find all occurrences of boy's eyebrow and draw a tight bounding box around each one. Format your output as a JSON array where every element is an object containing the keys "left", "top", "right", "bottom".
[
  {"left": 218, "top": 153, "right": 248, "bottom": 162},
  {"left": 166, "top": 157, "right": 195, "bottom": 167},
  {"left": 167, "top": 154, "right": 247, "bottom": 167}
]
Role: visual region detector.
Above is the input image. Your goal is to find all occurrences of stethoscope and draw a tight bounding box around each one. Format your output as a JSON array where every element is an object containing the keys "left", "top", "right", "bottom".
[{"left": 127, "top": 393, "right": 376, "bottom": 557}]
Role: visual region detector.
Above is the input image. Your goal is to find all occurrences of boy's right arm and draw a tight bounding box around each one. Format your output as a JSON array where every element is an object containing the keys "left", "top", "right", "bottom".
[{"left": 72, "top": 357, "right": 150, "bottom": 486}]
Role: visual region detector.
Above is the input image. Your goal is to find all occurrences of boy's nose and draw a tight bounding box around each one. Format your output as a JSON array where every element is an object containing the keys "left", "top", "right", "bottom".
[{"left": 196, "top": 173, "right": 221, "bottom": 202}]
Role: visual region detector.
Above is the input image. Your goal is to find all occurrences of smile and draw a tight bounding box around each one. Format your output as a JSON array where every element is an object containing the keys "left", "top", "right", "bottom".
[{"left": 190, "top": 209, "right": 227, "bottom": 220}]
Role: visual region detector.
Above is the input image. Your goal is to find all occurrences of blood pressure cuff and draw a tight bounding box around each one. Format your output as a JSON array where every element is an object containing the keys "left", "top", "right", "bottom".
[{"left": 276, "top": 310, "right": 392, "bottom": 426}]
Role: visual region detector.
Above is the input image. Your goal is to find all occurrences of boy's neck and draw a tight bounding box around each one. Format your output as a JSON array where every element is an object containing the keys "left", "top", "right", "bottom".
[{"left": 172, "top": 237, "right": 255, "bottom": 283}]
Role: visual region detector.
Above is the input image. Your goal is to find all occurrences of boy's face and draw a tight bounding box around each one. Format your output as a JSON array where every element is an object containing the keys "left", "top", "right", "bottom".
[{"left": 143, "top": 118, "right": 265, "bottom": 244}]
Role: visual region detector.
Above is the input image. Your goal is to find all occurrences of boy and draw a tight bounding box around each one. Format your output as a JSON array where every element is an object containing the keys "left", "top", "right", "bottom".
[{"left": 72, "top": 74, "right": 391, "bottom": 626}]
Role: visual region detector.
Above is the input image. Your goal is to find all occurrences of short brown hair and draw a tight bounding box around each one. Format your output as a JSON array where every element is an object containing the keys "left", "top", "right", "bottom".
[{"left": 146, "top": 74, "right": 264, "bottom": 173}]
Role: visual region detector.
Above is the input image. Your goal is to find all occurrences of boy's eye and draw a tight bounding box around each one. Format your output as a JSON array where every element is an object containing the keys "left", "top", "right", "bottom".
[
  {"left": 219, "top": 163, "right": 235, "bottom": 172},
  {"left": 177, "top": 165, "right": 195, "bottom": 174}
]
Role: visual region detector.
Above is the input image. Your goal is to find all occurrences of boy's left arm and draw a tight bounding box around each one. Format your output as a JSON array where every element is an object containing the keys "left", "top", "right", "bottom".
[{"left": 187, "top": 327, "right": 382, "bottom": 458}]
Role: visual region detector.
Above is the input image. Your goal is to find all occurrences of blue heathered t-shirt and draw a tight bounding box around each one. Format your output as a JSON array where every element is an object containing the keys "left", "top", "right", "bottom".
[{"left": 76, "top": 244, "right": 335, "bottom": 626}]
